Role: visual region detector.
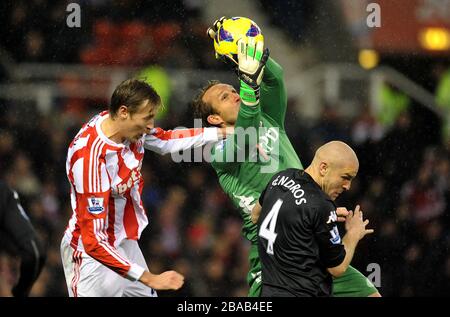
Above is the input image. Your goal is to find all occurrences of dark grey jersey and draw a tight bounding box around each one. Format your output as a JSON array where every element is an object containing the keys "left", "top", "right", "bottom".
[{"left": 257, "top": 169, "right": 345, "bottom": 297}]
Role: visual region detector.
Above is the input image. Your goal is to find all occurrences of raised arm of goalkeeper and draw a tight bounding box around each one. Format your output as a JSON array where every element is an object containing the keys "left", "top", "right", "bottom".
[
  {"left": 260, "top": 57, "right": 287, "bottom": 129},
  {"left": 211, "top": 38, "right": 270, "bottom": 165},
  {"left": 207, "top": 17, "right": 288, "bottom": 129}
]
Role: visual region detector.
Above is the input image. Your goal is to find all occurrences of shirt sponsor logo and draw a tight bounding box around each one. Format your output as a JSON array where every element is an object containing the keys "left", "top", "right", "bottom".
[
  {"left": 116, "top": 168, "right": 141, "bottom": 195},
  {"left": 258, "top": 127, "right": 279, "bottom": 157},
  {"left": 87, "top": 197, "right": 104, "bottom": 214}
]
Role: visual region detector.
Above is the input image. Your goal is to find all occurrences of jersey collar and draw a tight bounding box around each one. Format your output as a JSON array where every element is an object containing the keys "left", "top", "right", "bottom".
[{"left": 297, "top": 170, "right": 335, "bottom": 203}]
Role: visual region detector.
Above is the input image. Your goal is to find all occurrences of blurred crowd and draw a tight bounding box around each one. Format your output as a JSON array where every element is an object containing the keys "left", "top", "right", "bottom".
[
  {"left": 0, "top": 0, "right": 218, "bottom": 69},
  {"left": 0, "top": 0, "right": 449, "bottom": 297}
]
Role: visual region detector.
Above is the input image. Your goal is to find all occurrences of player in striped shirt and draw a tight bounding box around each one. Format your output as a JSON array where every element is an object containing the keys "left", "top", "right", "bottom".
[{"left": 61, "top": 79, "right": 224, "bottom": 297}]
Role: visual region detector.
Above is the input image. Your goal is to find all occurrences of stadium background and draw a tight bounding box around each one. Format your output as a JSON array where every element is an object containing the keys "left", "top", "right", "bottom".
[{"left": 0, "top": 0, "right": 449, "bottom": 296}]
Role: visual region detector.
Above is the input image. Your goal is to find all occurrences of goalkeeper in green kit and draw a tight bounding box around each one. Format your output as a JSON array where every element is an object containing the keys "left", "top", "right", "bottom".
[{"left": 192, "top": 17, "right": 380, "bottom": 297}]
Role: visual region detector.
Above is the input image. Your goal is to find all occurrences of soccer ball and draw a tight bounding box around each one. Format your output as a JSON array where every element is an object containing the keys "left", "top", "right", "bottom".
[{"left": 213, "top": 17, "right": 264, "bottom": 64}]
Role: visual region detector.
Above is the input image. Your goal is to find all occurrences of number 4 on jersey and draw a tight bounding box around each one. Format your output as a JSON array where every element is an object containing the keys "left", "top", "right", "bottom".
[{"left": 259, "top": 199, "right": 283, "bottom": 255}]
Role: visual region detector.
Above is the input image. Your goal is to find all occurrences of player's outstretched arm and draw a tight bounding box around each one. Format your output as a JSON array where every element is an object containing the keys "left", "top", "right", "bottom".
[
  {"left": 139, "top": 270, "right": 184, "bottom": 290},
  {"left": 260, "top": 57, "right": 288, "bottom": 129},
  {"left": 144, "top": 127, "right": 230, "bottom": 155}
]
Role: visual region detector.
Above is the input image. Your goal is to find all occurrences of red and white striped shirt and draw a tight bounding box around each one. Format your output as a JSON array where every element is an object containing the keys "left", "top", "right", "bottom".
[{"left": 63, "top": 111, "right": 218, "bottom": 280}]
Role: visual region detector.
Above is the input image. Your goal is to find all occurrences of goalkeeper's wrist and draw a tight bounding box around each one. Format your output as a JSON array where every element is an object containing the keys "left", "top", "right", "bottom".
[{"left": 240, "top": 81, "right": 260, "bottom": 106}]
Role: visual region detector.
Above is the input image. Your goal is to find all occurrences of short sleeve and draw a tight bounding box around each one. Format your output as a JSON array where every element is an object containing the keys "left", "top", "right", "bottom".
[{"left": 311, "top": 204, "right": 346, "bottom": 268}]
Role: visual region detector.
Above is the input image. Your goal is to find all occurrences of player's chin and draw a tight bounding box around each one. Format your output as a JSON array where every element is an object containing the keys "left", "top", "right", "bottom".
[{"left": 335, "top": 191, "right": 345, "bottom": 199}]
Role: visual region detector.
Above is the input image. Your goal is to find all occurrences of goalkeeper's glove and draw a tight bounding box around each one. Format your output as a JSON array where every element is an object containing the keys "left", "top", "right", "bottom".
[
  {"left": 206, "top": 16, "right": 227, "bottom": 60},
  {"left": 206, "top": 16, "right": 227, "bottom": 46},
  {"left": 206, "top": 16, "right": 238, "bottom": 69},
  {"left": 237, "top": 38, "right": 270, "bottom": 106}
]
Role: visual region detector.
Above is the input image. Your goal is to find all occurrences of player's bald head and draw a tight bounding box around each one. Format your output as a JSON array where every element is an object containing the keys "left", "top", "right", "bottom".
[
  {"left": 305, "top": 141, "right": 359, "bottom": 200},
  {"left": 313, "top": 141, "right": 359, "bottom": 169}
]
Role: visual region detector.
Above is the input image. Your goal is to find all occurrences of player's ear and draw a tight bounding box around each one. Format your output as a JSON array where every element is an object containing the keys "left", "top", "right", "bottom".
[
  {"left": 117, "top": 105, "right": 129, "bottom": 119},
  {"left": 319, "top": 162, "right": 329, "bottom": 177},
  {"left": 207, "top": 114, "right": 224, "bottom": 126}
]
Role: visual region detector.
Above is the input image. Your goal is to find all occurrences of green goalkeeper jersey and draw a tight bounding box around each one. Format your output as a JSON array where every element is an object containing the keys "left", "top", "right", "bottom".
[{"left": 211, "top": 57, "right": 303, "bottom": 243}]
